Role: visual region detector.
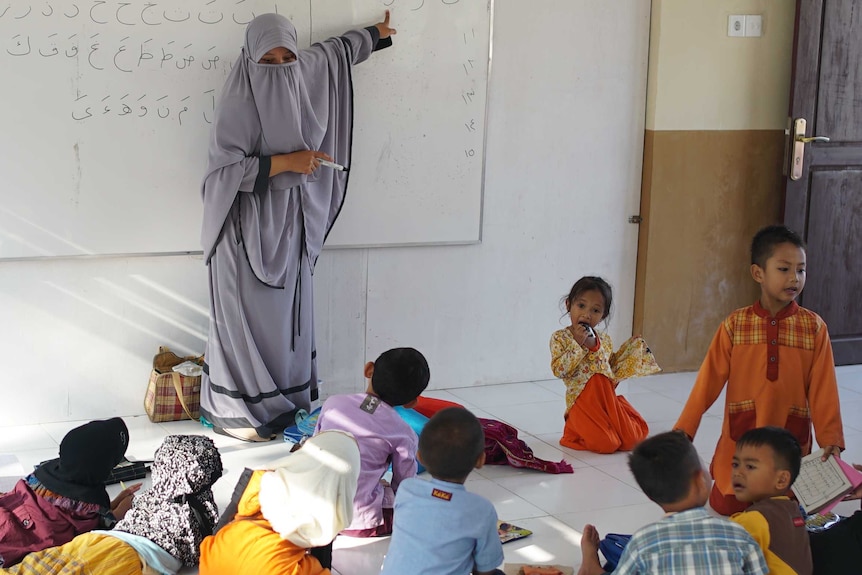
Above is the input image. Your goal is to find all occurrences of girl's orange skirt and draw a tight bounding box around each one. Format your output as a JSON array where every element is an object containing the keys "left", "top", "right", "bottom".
[{"left": 560, "top": 374, "right": 648, "bottom": 454}]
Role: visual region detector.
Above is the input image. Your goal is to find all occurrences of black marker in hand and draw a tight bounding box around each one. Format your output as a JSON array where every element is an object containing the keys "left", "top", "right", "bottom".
[{"left": 579, "top": 322, "right": 597, "bottom": 349}]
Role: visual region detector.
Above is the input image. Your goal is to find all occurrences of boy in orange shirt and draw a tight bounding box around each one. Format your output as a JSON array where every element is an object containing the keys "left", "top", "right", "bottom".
[{"left": 675, "top": 225, "right": 843, "bottom": 515}]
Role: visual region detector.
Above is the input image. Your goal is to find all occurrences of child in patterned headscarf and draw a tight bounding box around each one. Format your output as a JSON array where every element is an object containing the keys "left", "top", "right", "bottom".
[
  {"left": 199, "top": 430, "right": 361, "bottom": 575},
  {"left": 1, "top": 435, "right": 223, "bottom": 575}
]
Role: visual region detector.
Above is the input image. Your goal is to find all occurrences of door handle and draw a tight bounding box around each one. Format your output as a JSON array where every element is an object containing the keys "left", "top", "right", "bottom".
[
  {"left": 789, "top": 118, "right": 830, "bottom": 180},
  {"left": 796, "top": 136, "right": 831, "bottom": 144}
]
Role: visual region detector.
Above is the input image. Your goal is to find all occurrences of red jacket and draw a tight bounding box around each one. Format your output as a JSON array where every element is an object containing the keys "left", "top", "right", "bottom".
[{"left": 0, "top": 479, "right": 101, "bottom": 567}]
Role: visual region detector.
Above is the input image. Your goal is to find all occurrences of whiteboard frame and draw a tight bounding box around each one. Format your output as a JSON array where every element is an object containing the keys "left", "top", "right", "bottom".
[
  {"left": 0, "top": 0, "right": 494, "bottom": 262},
  {"left": 322, "top": 0, "right": 495, "bottom": 252}
]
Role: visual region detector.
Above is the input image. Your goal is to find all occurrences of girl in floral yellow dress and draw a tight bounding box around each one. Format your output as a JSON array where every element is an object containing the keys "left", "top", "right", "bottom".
[{"left": 550, "top": 276, "right": 660, "bottom": 453}]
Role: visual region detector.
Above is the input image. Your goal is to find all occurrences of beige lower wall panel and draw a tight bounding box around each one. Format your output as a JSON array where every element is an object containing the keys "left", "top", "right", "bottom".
[{"left": 638, "top": 130, "right": 784, "bottom": 371}]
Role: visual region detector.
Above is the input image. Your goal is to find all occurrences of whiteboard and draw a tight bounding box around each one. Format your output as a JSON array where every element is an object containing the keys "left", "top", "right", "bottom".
[{"left": 0, "top": 0, "right": 490, "bottom": 258}]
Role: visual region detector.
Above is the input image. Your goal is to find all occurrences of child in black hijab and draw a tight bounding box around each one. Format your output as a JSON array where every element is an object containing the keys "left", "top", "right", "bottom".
[
  {"left": 2, "top": 435, "right": 222, "bottom": 575},
  {"left": 0, "top": 417, "right": 139, "bottom": 567}
]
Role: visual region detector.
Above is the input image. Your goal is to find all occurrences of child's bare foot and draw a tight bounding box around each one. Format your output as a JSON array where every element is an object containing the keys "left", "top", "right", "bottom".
[{"left": 577, "top": 524, "right": 606, "bottom": 575}]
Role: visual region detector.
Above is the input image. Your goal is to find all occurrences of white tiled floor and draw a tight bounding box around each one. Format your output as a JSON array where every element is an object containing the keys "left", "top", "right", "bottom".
[{"left": 2, "top": 365, "right": 861, "bottom": 574}]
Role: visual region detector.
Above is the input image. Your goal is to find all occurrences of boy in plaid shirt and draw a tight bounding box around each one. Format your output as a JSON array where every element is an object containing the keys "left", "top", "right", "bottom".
[
  {"left": 674, "top": 225, "right": 843, "bottom": 515},
  {"left": 577, "top": 432, "right": 767, "bottom": 575}
]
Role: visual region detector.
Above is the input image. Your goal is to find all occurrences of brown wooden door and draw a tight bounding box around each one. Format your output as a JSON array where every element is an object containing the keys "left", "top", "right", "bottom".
[{"left": 785, "top": 0, "right": 862, "bottom": 365}]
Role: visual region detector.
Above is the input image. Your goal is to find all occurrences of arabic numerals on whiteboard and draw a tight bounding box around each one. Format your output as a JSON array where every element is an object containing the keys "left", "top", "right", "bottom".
[{"left": 460, "top": 27, "right": 479, "bottom": 161}]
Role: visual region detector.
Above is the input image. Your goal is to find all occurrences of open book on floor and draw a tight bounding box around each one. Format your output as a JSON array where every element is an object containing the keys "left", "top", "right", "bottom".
[
  {"left": 498, "top": 521, "right": 532, "bottom": 544},
  {"left": 791, "top": 448, "right": 862, "bottom": 514}
]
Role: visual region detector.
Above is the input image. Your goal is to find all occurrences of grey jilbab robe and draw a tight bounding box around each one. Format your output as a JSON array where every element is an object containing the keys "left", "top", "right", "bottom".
[{"left": 200, "top": 13, "right": 390, "bottom": 435}]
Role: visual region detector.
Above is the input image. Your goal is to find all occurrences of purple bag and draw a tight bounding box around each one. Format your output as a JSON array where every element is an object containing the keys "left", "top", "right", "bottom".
[{"left": 479, "top": 419, "right": 574, "bottom": 474}]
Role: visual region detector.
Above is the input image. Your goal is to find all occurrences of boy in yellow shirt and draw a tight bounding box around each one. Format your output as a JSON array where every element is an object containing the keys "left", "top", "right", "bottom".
[{"left": 730, "top": 427, "right": 812, "bottom": 575}]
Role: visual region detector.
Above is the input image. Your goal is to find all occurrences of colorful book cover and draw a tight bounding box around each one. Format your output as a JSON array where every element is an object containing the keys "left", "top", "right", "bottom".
[
  {"left": 498, "top": 520, "right": 533, "bottom": 544},
  {"left": 792, "top": 449, "right": 862, "bottom": 514}
]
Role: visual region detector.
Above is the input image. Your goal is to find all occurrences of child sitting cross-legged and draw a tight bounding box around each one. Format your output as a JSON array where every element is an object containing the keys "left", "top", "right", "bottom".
[
  {"left": 578, "top": 431, "right": 768, "bottom": 575},
  {"left": 381, "top": 407, "right": 505, "bottom": 575},
  {"left": 729, "top": 426, "right": 812, "bottom": 575},
  {"left": 199, "top": 431, "right": 360, "bottom": 575},
  {"left": 314, "top": 347, "right": 430, "bottom": 537}
]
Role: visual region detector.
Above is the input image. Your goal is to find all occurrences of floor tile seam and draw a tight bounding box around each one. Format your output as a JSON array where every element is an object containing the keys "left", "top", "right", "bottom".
[
  {"left": 528, "top": 437, "right": 599, "bottom": 467},
  {"left": 540, "top": 498, "right": 653, "bottom": 515},
  {"left": 590, "top": 463, "right": 647, "bottom": 495},
  {"left": 498, "top": 509, "right": 554, "bottom": 522},
  {"left": 492, "top": 472, "right": 645, "bottom": 515},
  {"left": 454, "top": 398, "right": 564, "bottom": 410},
  {"left": 643, "top": 390, "right": 689, "bottom": 405},
  {"left": 518, "top": 433, "right": 588, "bottom": 462},
  {"left": 482, "top": 476, "right": 550, "bottom": 513}
]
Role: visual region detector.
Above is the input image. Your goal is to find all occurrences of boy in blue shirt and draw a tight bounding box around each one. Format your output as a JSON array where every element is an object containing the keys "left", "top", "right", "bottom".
[{"left": 381, "top": 407, "right": 504, "bottom": 575}]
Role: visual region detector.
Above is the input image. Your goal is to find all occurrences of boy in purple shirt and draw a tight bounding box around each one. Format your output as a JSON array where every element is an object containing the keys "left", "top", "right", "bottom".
[{"left": 314, "top": 347, "right": 430, "bottom": 537}]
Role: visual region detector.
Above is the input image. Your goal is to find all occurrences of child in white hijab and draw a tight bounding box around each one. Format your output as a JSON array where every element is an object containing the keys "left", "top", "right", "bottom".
[{"left": 199, "top": 431, "right": 361, "bottom": 575}]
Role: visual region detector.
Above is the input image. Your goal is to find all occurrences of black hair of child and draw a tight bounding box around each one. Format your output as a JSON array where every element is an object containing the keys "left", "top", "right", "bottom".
[
  {"left": 628, "top": 431, "right": 702, "bottom": 505},
  {"left": 562, "top": 276, "right": 613, "bottom": 320},
  {"left": 750, "top": 225, "right": 806, "bottom": 268},
  {"left": 371, "top": 347, "right": 430, "bottom": 407},
  {"left": 736, "top": 426, "right": 803, "bottom": 485},
  {"left": 419, "top": 407, "right": 484, "bottom": 482}
]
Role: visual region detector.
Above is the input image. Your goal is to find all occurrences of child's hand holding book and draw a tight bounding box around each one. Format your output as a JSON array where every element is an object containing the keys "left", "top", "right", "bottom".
[
  {"left": 792, "top": 450, "right": 862, "bottom": 514},
  {"left": 841, "top": 463, "right": 862, "bottom": 501}
]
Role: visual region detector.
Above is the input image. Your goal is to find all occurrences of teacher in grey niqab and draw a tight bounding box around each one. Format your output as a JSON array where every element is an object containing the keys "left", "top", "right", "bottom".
[{"left": 200, "top": 11, "right": 396, "bottom": 442}]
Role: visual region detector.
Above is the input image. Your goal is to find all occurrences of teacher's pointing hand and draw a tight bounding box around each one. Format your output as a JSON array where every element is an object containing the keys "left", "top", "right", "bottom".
[{"left": 375, "top": 10, "right": 397, "bottom": 39}]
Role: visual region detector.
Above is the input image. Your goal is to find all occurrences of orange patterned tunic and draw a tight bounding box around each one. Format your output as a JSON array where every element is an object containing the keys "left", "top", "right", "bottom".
[{"left": 675, "top": 301, "right": 844, "bottom": 514}]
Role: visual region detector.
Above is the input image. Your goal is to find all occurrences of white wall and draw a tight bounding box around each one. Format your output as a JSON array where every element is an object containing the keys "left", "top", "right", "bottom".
[{"left": 0, "top": 1, "right": 650, "bottom": 426}]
